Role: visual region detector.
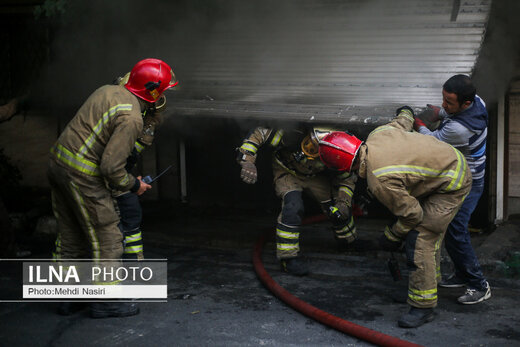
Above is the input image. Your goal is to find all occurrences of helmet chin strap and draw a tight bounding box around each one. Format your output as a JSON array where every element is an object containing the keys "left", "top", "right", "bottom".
[
  {"left": 155, "top": 95, "right": 167, "bottom": 113},
  {"left": 140, "top": 95, "right": 167, "bottom": 117}
]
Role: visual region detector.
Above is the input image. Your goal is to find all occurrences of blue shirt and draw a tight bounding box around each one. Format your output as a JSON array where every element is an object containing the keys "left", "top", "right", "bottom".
[{"left": 418, "top": 95, "right": 488, "bottom": 182}]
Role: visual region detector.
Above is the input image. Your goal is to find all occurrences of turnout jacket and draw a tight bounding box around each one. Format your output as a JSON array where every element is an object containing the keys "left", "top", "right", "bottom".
[
  {"left": 50, "top": 85, "right": 143, "bottom": 192},
  {"left": 358, "top": 110, "right": 470, "bottom": 238},
  {"left": 239, "top": 127, "right": 356, "bottom": 206}
]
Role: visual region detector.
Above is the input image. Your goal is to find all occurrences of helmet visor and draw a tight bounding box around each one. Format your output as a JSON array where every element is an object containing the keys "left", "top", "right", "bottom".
[
  {"left": 301, "top": 134, "right": 319, "bottom": 159},
  {"left": 169, "top": 69, "right": 179, "bottom": 88}
]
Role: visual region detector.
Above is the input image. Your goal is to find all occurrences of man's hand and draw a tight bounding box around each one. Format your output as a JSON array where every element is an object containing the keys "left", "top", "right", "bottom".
[
  {"left": 136, "top": 176, "right": 152, "bottom": 196},
  {"left": 413, "top": 117, "right": 427, "bottom": 131},
  {"left": 426, "top": 104, "right": 441, "bottom": 121},
  {"left": 240, "top": 161, "right": 257, "bottom": 184}
]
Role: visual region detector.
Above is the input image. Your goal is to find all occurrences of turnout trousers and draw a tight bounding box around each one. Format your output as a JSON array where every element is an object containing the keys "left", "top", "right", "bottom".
[
  {"left": 273, "top": 166, "right": 334, "bottom": 259},
  {"left": 48, "top": 159, "right": 123, "bottom": 261},
  {"left": 406, "top": 173, "right": 472, "bottom": 308},
  {"left": 115, "top": 192, "right": 144, "bottom": 260}
]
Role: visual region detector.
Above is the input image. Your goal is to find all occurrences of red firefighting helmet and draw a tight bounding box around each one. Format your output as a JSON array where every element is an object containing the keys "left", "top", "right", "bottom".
[
  {"left": 125, "top": 58, "right": 178, "bottom": 103},
  {"left": 319, "top": 131, "right": 363, "bottom": 172}
]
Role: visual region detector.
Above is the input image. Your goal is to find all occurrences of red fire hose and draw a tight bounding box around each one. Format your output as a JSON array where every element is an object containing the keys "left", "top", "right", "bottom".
[{"left": 252, "top": 215, "right": 424, "bottom": 347}]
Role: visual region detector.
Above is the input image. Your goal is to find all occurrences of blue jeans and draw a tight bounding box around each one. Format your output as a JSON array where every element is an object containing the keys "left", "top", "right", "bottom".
[{"left": 444, "top": 180, "right": 487, "bottom": 290}]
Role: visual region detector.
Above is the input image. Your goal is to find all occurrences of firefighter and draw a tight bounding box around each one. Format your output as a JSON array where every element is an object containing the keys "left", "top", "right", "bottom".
[
  {"left": 48, "top": 58, "right": 177, "bottom": 318},
  {"left": 318, "top": 107, "right": 471, "bottom": 328},
  {"left": 112, "top": 73, "right": 168, "bottom": 261},
  {"left": 237, "top": 125, "right": 371, "bottom": 276}
]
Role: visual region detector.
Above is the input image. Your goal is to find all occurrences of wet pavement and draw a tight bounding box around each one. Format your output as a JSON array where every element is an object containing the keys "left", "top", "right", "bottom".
[{"left": 1, "top": 208, "right": 520, "bottom": 347}]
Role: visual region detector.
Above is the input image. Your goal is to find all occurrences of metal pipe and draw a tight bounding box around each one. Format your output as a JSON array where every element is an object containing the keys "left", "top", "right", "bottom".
[
  {"left": 179, "top": 140, "right": 187, "bottom": 203},
  {"left": 496, "top": 96, "right": 505, "bottom": 222}
]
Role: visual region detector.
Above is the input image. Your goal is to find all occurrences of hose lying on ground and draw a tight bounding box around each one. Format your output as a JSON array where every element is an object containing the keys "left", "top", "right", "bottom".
[{"left": 252, "top": 215, "right": 423, "bottom": 347}]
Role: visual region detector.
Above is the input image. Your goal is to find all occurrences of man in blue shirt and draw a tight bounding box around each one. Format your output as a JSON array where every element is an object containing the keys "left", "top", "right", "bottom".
[{"left": 414, "top": 74, "right": 491, "bottom": 305}]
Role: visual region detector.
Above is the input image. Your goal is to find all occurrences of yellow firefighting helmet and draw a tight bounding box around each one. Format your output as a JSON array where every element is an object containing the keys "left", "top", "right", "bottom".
[{"left": 301, "top": 127, "right": 338, "bottom": 159}]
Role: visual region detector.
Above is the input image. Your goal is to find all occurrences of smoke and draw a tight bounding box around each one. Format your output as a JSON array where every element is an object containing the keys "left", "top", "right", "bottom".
[
  {"left": 37, "top": 0, "right": 437, "bottom": 110},
  {"left": 35, "top": 0, "right": 515, "bottom": 124},
  {"left": 35, "top": 0, "right": 229, "bottom": 111}
]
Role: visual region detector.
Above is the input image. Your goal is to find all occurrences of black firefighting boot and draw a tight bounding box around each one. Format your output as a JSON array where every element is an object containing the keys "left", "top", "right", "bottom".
[
  {"left": 90, "top": 302, "right": 140, "bottom": 318},
  {"left": 397, "top": 306, "right": 435, "bottom": 328},
  {"left": 57, "top": 302, "right": 88, "bottom": 316},
  {"left": 280, "top": 257, "right": 309, "bottom": 276}
]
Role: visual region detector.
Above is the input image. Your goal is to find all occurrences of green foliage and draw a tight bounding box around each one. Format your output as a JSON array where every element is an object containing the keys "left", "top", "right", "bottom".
[
  {"left": 499, "top": 251, "right": 520, "bottom": 277},
  {"left": 33, "top": 0, "right": 67, "bottom": 19}
]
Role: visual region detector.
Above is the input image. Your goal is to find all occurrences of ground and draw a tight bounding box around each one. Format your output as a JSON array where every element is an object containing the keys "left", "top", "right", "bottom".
[{"left": 1, "top": 205, "right": 519, "bottom": 347}]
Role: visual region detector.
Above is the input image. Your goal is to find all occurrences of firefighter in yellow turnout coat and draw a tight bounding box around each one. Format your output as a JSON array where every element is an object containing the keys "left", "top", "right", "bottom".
[
  {"left": 237, "top": 126, "right": 367, "bottom": 276},
  {"left": 318, "top": 107, "right": 471, "bottom": 328},
  {"left": 48, "top": 58, "right": 177, "bottom": 318}
]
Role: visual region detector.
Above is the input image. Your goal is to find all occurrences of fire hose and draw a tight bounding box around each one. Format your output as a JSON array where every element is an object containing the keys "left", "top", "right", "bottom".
[{"left": 252, "top": 215, "right": 423, "bottom": 347}]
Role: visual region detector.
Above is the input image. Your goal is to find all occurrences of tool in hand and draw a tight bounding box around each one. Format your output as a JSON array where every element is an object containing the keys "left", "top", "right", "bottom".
[{"left": 142, "top": 165, "right": 173, "bottom": 184}]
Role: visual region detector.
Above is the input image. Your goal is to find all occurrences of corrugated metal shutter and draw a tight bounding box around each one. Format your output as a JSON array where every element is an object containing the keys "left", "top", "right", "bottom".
[{"left": 172, "top": 0, "right": 491, "bottom": 110}]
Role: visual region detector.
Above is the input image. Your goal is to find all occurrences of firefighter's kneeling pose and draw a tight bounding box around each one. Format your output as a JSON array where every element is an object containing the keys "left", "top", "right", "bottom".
[
  {"left": 237, "top": 126, "right": 373, "bottom": 276},
  {"left": 318, "top": 107, "right": 471, "bottom": 328}
]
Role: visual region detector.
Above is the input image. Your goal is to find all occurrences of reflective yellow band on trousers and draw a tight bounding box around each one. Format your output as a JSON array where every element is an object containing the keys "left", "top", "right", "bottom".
[
  {"left": 277, "top": 243, "right": 299, "bottom": 251},
  {"left": 69, "top": 181, "right": 100, "bottom": 261},
  {"left": 408, "top": 287, "right": 437, "bottom": 301},
  {"left": 277, "top": 229, "right": 299, "bottom": 240},
  {"left": 125, "top": 245, "right": 143, "bottom": 254}
]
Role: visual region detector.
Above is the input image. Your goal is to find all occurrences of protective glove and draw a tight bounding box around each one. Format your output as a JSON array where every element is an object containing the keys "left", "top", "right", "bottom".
[
  {"left": 240, "top": 161, "right": 257, "bottom": 184},
  {"left": 378, "top": 226, "right": 403, "bottom": 252},
  {"left": 327, "top": 204, "right": 351, "bottom": 228},
  {"left": 334, "top": 200, "right": 352, "bottom": 219},
  {"left": 333, "top": 214, "right": 357, "bottom": 245},
  {"left": 378, "top": 234, "right": 402, "bottom": 252},
  {"left": 395, "top": 105, "right": 415, "bottom": 118},
  {"left": 413, "top": 117, "right": 427, "bottom": 131}
]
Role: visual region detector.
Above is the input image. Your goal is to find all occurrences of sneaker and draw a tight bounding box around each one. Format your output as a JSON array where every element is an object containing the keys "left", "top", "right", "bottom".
[
  {"left": 280, "top": 257, "right": 309, "bottom": 276},
  {"left": 439, "top": 274, "right": 467, "bottom": 288},
  {"left": 457, "top": 282, "right": 491, "bottom": 305}
]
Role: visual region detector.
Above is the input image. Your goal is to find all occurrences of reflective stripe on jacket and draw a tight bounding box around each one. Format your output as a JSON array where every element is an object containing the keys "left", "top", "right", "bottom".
[{"left": 51, "top": 85, "right": 143, "bottom": 191}]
